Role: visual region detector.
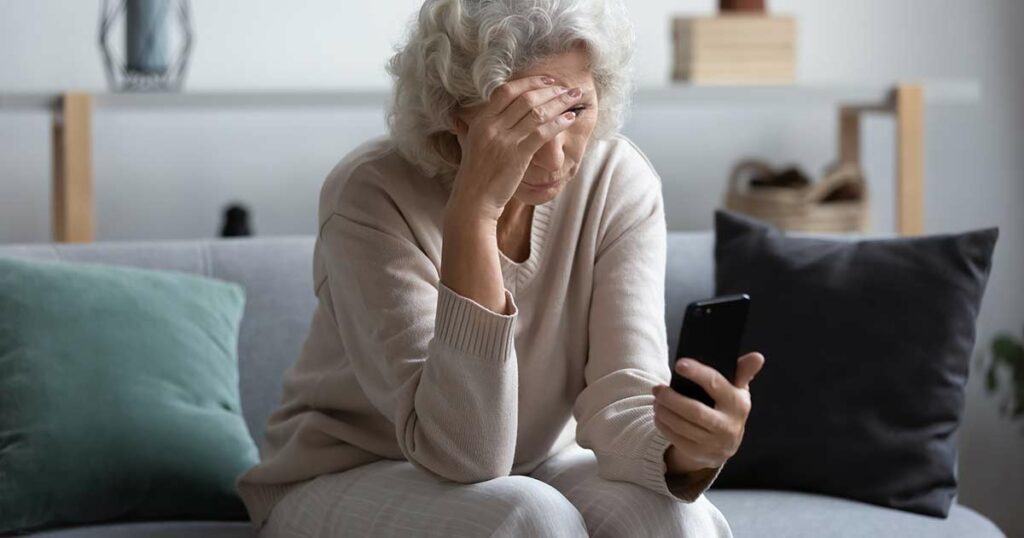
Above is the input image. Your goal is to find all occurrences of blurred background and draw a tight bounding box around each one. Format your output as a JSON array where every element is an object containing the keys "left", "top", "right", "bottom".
[{"left": 1, "top": 0, "right": 1021, "bottom": 534}]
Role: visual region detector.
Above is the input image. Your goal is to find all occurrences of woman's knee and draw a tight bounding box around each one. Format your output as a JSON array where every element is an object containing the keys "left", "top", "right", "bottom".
[
  {"left": 661, "top": 494, "right": 733, "bottom": 538},
  {"left": 487, "top": 475, "right": 587, "bottom": 538},
  {"left": 573, "top": 483, "right": 732, "bottom": 538},
  {"left": 259, "top": 462, "right": 590, "bottom": 537}
]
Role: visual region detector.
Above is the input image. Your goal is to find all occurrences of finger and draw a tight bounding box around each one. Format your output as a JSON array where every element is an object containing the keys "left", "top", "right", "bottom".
[
  {"left": 496, "top": 84, "right": 574, "bottom": 129},
  {"left": 508, "top": 86, "right": 584, "bottom": 134},
  {"left": 483, "top": 75, "right": 559, "bottom": 117},
  {"left": 654, "top": 411, "right": 700, "bottom": 444},
  {"left": 655, "top": 396, "right": 713, "bottom": 436},
  {"left": 733, "top": 352, "right": 765, "bottom": 391},
  {"left": 654, "top": 384, "right": 726, "bottom": 433},
  {"left": 655, "top": 401, "right": 713, "bottom": 443},
  {"left": 518, "top": 109, "right": 577, "bottom": 155},
  {"left": 654, "top": 417, "right": 716, "bottom": 468},
  {"left": 674, "top": 358, "right": 735, "bottom": 409}
]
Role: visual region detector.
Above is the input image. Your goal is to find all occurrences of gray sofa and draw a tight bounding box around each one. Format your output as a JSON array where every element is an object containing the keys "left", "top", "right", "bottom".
[{"left": 1, "top": 233, "right": 1004, "bottom": 537}]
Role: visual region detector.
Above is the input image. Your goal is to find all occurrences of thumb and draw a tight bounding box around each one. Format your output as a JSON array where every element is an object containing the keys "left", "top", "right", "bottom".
[{"left": 734, "top": 352, "right": 765, "bottom": 390}]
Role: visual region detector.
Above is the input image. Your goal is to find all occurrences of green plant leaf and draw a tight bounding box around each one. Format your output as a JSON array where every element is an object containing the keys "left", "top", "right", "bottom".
[
  {"left": 985, "top": 328, "right": 1024, "bottom": 423},
  {"left": 992, "top": 334, "right": 1024, "bottom": 364},
  {"left": 983, "top": 327, "right": 1024, "bottom": 424}
]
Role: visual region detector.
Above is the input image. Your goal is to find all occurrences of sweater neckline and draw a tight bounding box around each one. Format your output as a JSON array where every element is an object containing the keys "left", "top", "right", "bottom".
[
  {"left": 498, "top": 199, "right": 552, "bottom": 287},
  {"left": 437, "top": 172, "right": 553, "bottom": 289}
]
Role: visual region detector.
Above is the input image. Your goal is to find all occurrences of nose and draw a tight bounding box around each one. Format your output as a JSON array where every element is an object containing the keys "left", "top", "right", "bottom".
[{"left": 530, "top": 131, "right": 566, "bottom": 174}]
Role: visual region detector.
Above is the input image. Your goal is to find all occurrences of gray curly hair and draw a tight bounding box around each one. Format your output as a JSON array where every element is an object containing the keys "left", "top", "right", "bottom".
[{"left": 385, "top": 0, "right": 636, "bottom": 179}]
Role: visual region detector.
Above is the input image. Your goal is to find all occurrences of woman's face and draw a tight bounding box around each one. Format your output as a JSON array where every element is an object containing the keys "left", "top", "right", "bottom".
[{"left": 456, "top": 48, "right": 600, "bottom": 206}]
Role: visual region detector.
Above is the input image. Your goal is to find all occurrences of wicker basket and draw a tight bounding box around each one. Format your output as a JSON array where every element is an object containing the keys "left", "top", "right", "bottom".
[{"left": 724, "top": 159, "right": 869, "bottom": 232}]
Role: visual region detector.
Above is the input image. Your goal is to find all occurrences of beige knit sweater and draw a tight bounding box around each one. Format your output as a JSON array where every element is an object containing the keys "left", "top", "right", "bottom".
[{"left": 235, "top": 133, "right": 723, "bottom": 529}]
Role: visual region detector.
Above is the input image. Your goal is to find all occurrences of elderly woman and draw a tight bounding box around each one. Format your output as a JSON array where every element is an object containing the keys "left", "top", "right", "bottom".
[{"left": 237, "top": 0, "right": 764, "bottom": 536}]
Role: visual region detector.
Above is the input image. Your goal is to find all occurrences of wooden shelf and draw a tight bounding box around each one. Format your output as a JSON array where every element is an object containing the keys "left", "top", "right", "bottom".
[
  {"left": 0, "top": 80, "right": 979, "bottom": 111},
  {"left": 636, "top": 80, "right": 979, "bottom": 107},
  {"left": 0, "top": 80, "right": 980, "bottom": 242}
]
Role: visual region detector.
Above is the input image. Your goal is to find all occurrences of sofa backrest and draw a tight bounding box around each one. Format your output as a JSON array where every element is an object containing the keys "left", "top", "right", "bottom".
[{"left": 0, "top": 232, "right": 715, "bottom": 443}]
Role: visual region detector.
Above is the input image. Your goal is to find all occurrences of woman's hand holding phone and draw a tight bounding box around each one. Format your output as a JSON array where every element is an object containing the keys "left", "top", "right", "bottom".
[{"left": 652, "top": 352, "right": 765, "bottom": 475}]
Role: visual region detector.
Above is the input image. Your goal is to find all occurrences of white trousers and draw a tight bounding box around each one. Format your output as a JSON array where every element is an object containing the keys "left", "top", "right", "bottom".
[{"left": 260, "top": 442, "right": 733, "bottom": 538}]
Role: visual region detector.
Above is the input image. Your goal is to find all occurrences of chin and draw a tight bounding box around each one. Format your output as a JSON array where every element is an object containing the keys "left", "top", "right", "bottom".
[
  {"left": 516, "top": 165, "right": 578, "bottom": 205},
  {"left": 514, "top": 177, "right": 566, "bottom": 205}
]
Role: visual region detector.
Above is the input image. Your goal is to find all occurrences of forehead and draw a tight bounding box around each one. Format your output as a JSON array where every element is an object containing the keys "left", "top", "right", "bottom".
[{"left": 516, "top": 48, "right": 594, "bottom": 90}]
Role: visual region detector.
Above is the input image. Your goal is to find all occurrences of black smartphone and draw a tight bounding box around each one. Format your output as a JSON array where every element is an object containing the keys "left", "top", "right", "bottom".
[{"left": 670, "top": 294, "right": 751, "bottom": 408}]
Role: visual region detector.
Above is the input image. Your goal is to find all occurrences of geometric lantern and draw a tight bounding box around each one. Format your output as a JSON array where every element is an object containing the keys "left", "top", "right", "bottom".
[{"left": 98, "top": 0, "right": 194, "bottom": 92}]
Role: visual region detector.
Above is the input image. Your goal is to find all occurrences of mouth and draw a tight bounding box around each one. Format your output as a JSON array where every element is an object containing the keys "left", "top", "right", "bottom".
[{"left": 522, "top": 177, "right": 561, "bottom": 188}]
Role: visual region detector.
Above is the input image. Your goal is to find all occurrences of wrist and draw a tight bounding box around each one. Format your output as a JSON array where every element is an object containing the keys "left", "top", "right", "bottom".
[
  {"left": 439, "top": 199, "right": 507, "bottom": 315},
  {"left": 444, "top": 197, "right": 501, "bottom": 233},
  {"left": 664, "top": 445, "right": 710, "bottom": 476},
  {"left": 446, "top": 171, "right": 507, "bottom": 223}
]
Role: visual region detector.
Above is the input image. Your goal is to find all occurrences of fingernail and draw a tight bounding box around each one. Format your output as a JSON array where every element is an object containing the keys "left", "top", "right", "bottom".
[
  {"left": 677, "top": 359, "right": 691, "bottom": 370},
  {"left": 568, "top": 87, "right": 582, "bottom": 98},
  {"left": 541, "top": 76, "right": 555, "bottom": 85}
]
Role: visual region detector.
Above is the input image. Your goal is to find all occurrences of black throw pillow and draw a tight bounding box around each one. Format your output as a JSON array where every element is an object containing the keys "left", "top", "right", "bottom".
[{"left": 712, "top": 210, "right": 998, "bottom": 517}]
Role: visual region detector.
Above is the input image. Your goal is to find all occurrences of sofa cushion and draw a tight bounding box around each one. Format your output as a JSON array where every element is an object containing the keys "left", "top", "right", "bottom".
[
  {"left": 0, "top": 236, "right": 319, "bottom": 448},
  {"left": 25, "top": 521, "right": 255, "bottom": 538},
  {"left": 712, "top": 210, "right": 998, "bottom": 517},
  {"left": 20, "top": 496, "right": 1003, "bottom": 538},
  {"left": 0, "top": 257, "right": 259, "bottom": 534},
  {"left": 706, "top": 490, "right": 1005, "bottom": 538}
]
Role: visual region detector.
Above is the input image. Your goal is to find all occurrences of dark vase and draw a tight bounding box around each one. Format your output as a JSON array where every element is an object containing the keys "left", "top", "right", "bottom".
[
  {"left": 125, "top": 0, "right": 171, "bottom": 74},
  {"left": 221, "top": 204, "right": 252, "bottom": 237}
]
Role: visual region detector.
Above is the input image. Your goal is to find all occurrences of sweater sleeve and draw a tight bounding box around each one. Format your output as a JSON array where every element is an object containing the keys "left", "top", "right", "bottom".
[
  {"left": 571, "top": 140, "right": 723, "bottom": 502},
  {"left": 318, "top": 170, "right": 520, "bottom": 483}
]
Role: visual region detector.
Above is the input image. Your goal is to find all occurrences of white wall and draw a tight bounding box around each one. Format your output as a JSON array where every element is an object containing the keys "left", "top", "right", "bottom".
[{"left": 2, "top": 0, "right": 1022, "bottom": 534}]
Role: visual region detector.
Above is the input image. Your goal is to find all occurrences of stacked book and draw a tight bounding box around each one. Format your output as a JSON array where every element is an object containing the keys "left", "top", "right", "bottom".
[{"left": 672, "top": 15, "right": 797, "bottom": 85}]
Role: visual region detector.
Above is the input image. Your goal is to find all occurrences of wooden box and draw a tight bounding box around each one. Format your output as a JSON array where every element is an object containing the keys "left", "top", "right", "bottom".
[{"left": 673, "top": 15, "right": 797, "bottom": 84}]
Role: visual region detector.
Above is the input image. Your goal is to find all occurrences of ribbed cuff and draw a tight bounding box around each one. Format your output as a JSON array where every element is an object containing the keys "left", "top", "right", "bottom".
[
  {"left": 434, "top": 282, "right": 518, "bottom": 361},
  {"left": 642, "top": 428, "right": 723, "bottom": 503}
]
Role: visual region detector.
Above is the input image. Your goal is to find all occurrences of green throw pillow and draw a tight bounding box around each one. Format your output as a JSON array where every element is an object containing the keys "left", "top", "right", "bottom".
[{"left": 0, "top": 256, "right": 259, "bottom": 534}]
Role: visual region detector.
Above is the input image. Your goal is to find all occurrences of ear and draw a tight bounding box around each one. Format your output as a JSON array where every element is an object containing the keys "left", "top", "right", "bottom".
[{"left": 450, "top": 115, "right": 468, "bottom": 136}]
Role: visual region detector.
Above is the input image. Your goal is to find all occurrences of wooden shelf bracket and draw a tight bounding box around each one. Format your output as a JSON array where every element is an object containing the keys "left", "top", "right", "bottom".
[{"left": 52, "top": 92, "right": 94, "bottom": 243}]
